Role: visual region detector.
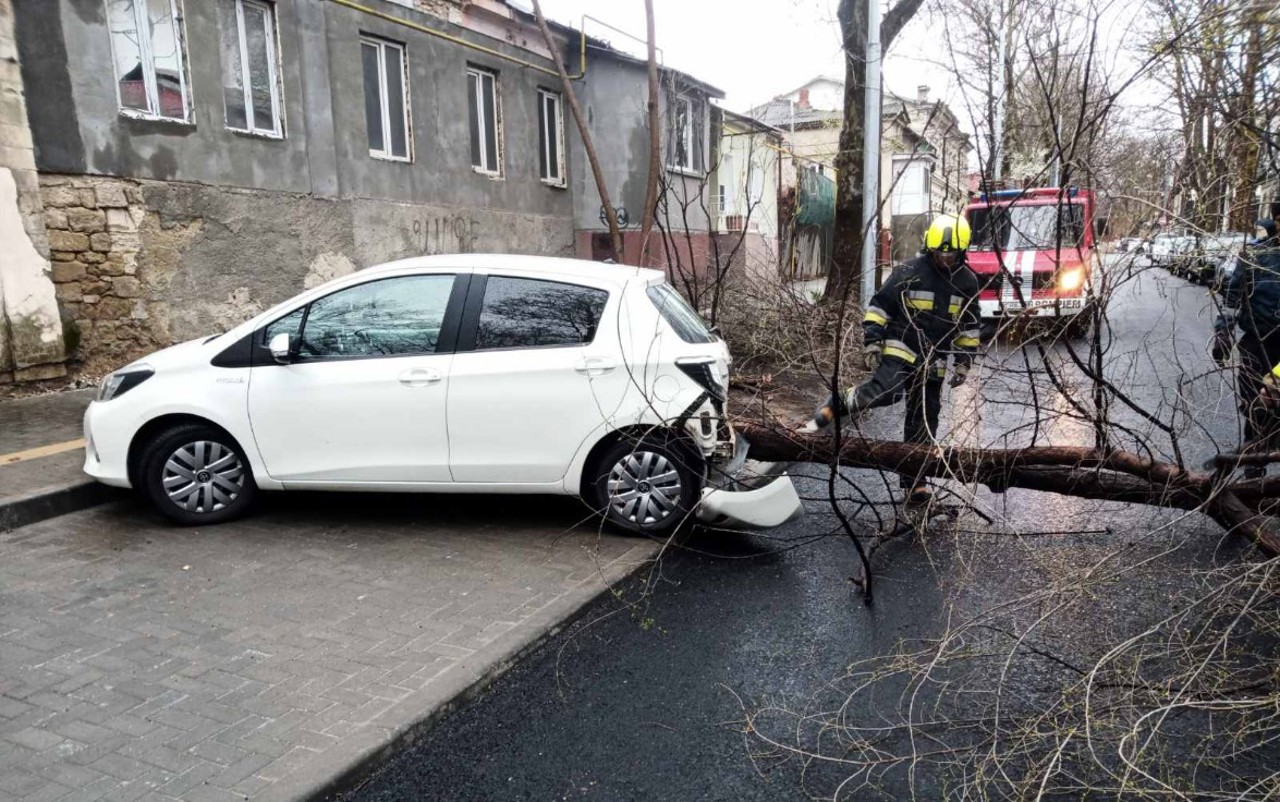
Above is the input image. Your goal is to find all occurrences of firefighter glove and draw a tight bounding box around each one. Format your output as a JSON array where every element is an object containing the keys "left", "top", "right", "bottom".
[
  {"left": 949, "top": 361, "right": 970, "bottom": 388},
  {"left": 861, "top": 343, "right": 883, "bottom": 371},
  {"left": 1211, "top": 330, "right": 1233, "bottom": 367}
]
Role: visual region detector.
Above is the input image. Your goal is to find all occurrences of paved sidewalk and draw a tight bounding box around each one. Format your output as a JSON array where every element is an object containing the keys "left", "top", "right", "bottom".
[
  {"left": 0, "top": 389, "right": 113, "bottom": 532},
  {"left": 0, "top": 492, "right": 657, "bottom": 801}
]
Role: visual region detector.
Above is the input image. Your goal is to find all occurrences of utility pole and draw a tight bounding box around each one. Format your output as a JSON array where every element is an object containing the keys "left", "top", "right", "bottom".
[
  {"left": 860, "top": 0, "right": 882, "bottom": 303},
  {"left": 991, "top": 0, "right": 1014, "bottom": 183}
]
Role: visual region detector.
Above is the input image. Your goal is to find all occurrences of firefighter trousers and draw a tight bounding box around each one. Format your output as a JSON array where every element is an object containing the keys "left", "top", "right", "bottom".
[
  {"left": 1237, "top": 330, "right": 1280, "bottom": 447},
  {"left": 840, "top": 355, "right": 945, "bottom": 488}
]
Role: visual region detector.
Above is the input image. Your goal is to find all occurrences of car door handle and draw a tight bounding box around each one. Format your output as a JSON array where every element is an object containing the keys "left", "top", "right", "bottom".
[
  {"left": 398, "top": 368, "right": 442, "bottom": 387},
  {"left": 574, "top": 357, "right": 618, "bottom": 376}
]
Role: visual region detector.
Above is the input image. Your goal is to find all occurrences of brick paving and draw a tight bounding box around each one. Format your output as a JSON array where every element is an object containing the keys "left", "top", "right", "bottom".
[{"left": 0, "top": 493, "right": 657, "bottom": 801}]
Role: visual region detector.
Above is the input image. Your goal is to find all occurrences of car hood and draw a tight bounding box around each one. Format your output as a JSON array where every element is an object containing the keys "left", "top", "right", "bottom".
[{"left": 118, "top": 335, "right": 213, "bottom": 372}]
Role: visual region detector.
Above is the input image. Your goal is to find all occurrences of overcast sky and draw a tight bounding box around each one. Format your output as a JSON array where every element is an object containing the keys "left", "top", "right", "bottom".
[
  {"left": 535, "top": 0, "right": 1163, "bottom": 158},
  {"left": 536, "top": 0, "right": 961, "bottom": 113}
]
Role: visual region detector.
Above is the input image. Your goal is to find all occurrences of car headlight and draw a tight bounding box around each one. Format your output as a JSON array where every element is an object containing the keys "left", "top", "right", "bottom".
[
  {"left": 97, "top": 365, "right": 154, "bottom": 402},
  {"left": 1057, "top": 267, "right": 1084, "bottom": 293}
]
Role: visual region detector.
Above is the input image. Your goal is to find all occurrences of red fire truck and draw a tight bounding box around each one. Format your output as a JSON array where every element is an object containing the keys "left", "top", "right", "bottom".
[{"left": 964, "top": 187, "right": 1101, "bottom": 332}]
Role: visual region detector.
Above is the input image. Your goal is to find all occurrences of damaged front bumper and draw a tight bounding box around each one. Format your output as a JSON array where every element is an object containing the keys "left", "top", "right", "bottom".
[{"left": 696, "top": 433, "right": 804, "bottom": 530}]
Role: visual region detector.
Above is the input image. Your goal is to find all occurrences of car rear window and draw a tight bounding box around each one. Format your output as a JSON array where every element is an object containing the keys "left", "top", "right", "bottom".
[
  {"left": 476, "top": 276, "right": 608, "bottom": 350},
  {"left": 646, "top": 283, "right": 716, "bottom": 344}
]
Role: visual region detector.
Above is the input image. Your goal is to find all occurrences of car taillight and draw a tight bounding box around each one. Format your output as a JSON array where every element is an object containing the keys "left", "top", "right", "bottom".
[{"left": 676, "top": 360, "right": 726, "bottom": 402}]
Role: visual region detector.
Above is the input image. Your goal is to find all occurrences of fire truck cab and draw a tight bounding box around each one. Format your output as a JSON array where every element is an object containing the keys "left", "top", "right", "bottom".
[{"left": 964, "top": 187, "right": 1100, "bottom": 328}]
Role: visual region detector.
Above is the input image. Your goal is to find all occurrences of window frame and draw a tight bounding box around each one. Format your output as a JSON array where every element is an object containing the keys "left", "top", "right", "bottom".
[
  {"left": 222, "top": 0, "right": 284, "bottom": 138},
  {"left": 361, "top": 35, "right": 413, "bottom": 163},
  {"left": 666, "top": 89, "right": 706, "bottom": 175},
  {"left": 537, "top": 88, "right": 566, "bottom": 187},
  {"left": 106, "top": 0, "right": 194, "bottom": 123},
  {"left": 468, "top": 67, "right": 503, "bottom": 177}
]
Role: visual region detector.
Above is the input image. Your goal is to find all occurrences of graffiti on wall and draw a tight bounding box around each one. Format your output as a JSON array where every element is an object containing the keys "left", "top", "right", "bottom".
[{"left": 413, "top": 216, "right": 480, "bottom": 254}]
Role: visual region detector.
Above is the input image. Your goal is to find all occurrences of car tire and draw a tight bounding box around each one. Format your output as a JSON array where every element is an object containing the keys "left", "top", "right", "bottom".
[
  {"left": 139, "top": 423, "right": 258, "bottom": 526},
  {"left": 587, "top": 434, "right": 703, "bottom": 538}
]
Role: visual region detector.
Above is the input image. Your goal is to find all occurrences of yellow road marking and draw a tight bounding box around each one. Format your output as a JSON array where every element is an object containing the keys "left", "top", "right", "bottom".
[{"left": 0, "top": 439, "right": 86, "bottom": 466}]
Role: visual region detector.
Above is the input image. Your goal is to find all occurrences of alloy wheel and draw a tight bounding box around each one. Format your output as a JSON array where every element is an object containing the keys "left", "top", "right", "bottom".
[
  {"left": 162, "top": 440, "right": 246, "bottom": 514},
  {"left": 606, "top": 450, "right": 683, "bottom": 526}
]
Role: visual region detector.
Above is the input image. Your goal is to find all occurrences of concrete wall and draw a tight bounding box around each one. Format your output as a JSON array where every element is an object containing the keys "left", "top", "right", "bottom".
[
  {"left": 12, "top": 0, "right": 579, "bottom": 376},
  {"left": 0, "top": 0, "right": 65, "bottom": 382}
]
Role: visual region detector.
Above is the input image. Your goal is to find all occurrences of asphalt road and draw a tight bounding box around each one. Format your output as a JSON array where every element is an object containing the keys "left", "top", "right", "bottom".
[{"left": 337, "top": 256, "right": 1270, "bottom": 801}]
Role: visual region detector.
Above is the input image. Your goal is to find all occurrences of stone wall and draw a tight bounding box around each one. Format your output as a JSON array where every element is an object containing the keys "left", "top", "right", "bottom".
[
  {"left": 39, "top": 174, "right": 158, "bottom": 376},
  {"left": 39, "top": 173, "right": 575, "bottom": 377}
]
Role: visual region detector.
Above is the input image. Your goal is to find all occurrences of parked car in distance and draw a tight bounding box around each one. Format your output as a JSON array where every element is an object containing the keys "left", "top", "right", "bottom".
[
  {"left": 1149, "top": 233, "right": 1178, "bottom": 268},
  {"left": 1194, "top": 233, "right": 1248, "bottom": 285},
  {"left": 83, "top": 255, "right": 803, "bottom": 536},
  {"left": 1168, "top": 235, "right": 1201, "bottom": 279}
]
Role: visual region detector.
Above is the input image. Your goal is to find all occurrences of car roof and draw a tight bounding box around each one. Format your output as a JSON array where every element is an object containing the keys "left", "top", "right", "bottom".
[{"left": 363, "top": 253, "right": 666, "bottom": 286}]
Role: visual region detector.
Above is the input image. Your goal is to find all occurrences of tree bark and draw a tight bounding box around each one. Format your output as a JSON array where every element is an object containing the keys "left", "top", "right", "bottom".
[
  {"left": 530, "top": 1, "right": 625, "bottom": 261},
  {"left": 823, "top": 0, "right": 927, "bottom": 305},
  {"left": 638, "top": 0, "right": 661, "bottom": 260},
  {"left": 822, "top": 0, "right": 870, "bottom": 305},
  {"left": 736, "top": 422, "right": 1280, "bottom": 556}
]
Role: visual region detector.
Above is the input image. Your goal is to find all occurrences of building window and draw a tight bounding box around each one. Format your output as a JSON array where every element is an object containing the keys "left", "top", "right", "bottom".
[
  {"left": 218, "top": 0, "right": 283, "bottom": 136},
  {"left": 892, "top": 160, "right": 931, "bottom": 216},
  {"left": 106, "top": 0, "right": 192, "bottom": 121},
  {"left": 361, "top": 36, "right": 411, "bottom": 161},
  {"left": 666, "top": 89, "right": 706, "bottom": 174},
  {"left": 468, "top": 68, "right": 502, "bottom": 176},
  {"left": 537, "top": 89, "right": 564, "bottom": 186}
]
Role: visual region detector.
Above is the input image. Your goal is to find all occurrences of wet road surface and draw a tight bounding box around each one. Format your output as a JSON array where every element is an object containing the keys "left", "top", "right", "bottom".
[{"left": 338, "top": 257, "right": 1269, "bottom": 801}]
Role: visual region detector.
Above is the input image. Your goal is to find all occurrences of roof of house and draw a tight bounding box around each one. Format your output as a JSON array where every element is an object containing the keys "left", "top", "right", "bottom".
[{"left": 721, "top": 108, "right": 784, "bottom": 136}]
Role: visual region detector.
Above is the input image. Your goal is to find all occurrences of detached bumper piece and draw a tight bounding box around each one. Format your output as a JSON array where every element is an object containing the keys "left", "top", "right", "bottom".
[{"left": 696, "top": 434, "right": 803, "bottom": 530}]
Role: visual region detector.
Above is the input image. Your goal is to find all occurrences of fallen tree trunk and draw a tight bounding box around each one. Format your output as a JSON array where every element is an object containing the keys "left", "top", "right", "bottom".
[{"left": 735, "top": 422, "right": 1280, "bottom": 557}]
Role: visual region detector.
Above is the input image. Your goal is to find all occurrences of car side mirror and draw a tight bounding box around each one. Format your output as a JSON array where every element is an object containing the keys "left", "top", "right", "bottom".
[{"left": 269, "top": 332, "right": 293, "bottom": 364}]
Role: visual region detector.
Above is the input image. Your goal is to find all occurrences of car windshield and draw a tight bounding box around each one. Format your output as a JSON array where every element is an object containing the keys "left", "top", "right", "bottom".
[
  {"left": 646, "top": 283, "right": 716, "bottom": 344},
  {"left": 968, "top": 203, "right": 1086, "bottom": 252}
]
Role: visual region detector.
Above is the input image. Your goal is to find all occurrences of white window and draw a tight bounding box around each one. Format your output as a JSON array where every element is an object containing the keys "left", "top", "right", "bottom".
[
  {"left": 892, "top": 160, "right": 931, "bottom": 216},
  {"left": 105, "top": 0, "right": 192, "bottom": 121},
  {"left": 468, "top": 68, "right": 502, "bottom": 175},
  {"left": 537, "top": 89, "right": 564, "bottom": 186},
  {"left": 667, "top": 89, "right": 705, "bottom": 173},
  {"left": 361, "top": 37, "right": 411, "bottom": 161},
  {"left": 219, "top": 0, "right": 283, "bottom": 136}
]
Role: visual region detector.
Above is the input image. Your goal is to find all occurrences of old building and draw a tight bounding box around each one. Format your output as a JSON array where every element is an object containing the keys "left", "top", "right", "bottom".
[
  {"left": 713, "top": 109, "right": 782, "bottom": 280},
  {"left": 749, "top": 76, "right": 973, "bottom": 269},
  {"left": 11, "top": 0, "right": 585, "bottom": 379},
  {"left": 5, "top": 0, "right": 733, "bottom": 383},
  {"left": 564, "top": 43, "right": 724, "bottom": 274}
]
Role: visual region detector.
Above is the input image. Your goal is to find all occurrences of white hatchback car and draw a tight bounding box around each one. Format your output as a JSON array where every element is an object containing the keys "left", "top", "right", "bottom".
[{"left": 83, "top": 255, "right": 801, "bottom": 535}]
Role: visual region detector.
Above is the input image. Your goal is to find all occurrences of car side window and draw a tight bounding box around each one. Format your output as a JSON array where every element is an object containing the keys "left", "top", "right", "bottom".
[
  {"left": 298, "top": 275, "right": 455, "bottom": 359},
  {"left": 475, "top": 277, "right": 608, "bottom": 351},
  {"left": 263, "top": 307, "right": 304, "bottom": 345}
]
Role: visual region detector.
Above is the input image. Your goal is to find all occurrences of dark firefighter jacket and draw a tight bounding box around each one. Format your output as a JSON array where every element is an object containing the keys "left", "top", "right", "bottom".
[
  {"left": 863, "top": 253, "right": 982, "bottom": 368},
  {"left": 1219, "top": 220, "right": 1280, "bottom": 339}
]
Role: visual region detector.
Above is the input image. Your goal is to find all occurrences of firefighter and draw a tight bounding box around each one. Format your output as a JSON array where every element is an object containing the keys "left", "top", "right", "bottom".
[
  {"left": 1212, "top": 204, "right": 1280, "bottom": 477},
  {"left": 799, "top": 213, "right": 982, "bottom": 506}
]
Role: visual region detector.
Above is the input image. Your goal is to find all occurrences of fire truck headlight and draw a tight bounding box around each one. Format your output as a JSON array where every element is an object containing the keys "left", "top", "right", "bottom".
[{"left": 1058, "top": 267, "right": 1084, "bottom": 293}]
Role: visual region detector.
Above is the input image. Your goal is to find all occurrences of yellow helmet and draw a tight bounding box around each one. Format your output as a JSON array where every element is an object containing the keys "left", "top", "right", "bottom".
[{"left": 923, "top": 213, "right": 971, "bottom": 253}]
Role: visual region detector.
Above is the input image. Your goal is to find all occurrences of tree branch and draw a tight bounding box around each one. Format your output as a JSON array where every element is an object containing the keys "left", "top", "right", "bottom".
[{"left": 882, "top": 0, "right": 927, "bottom": 50}]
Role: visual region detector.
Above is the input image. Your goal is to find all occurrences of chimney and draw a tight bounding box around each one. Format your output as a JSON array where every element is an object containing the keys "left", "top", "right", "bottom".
[
  {"left": 917, "top": 84, "right": 930, "bottom": 103},
  {"left": 797, "top": 88, "right": 810, "bottom": 109}
]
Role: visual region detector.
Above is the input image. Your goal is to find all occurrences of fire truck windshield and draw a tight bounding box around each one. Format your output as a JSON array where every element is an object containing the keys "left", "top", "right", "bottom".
[{"left": 969, "top": 203, "right": 1086, "bottom": 252}]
